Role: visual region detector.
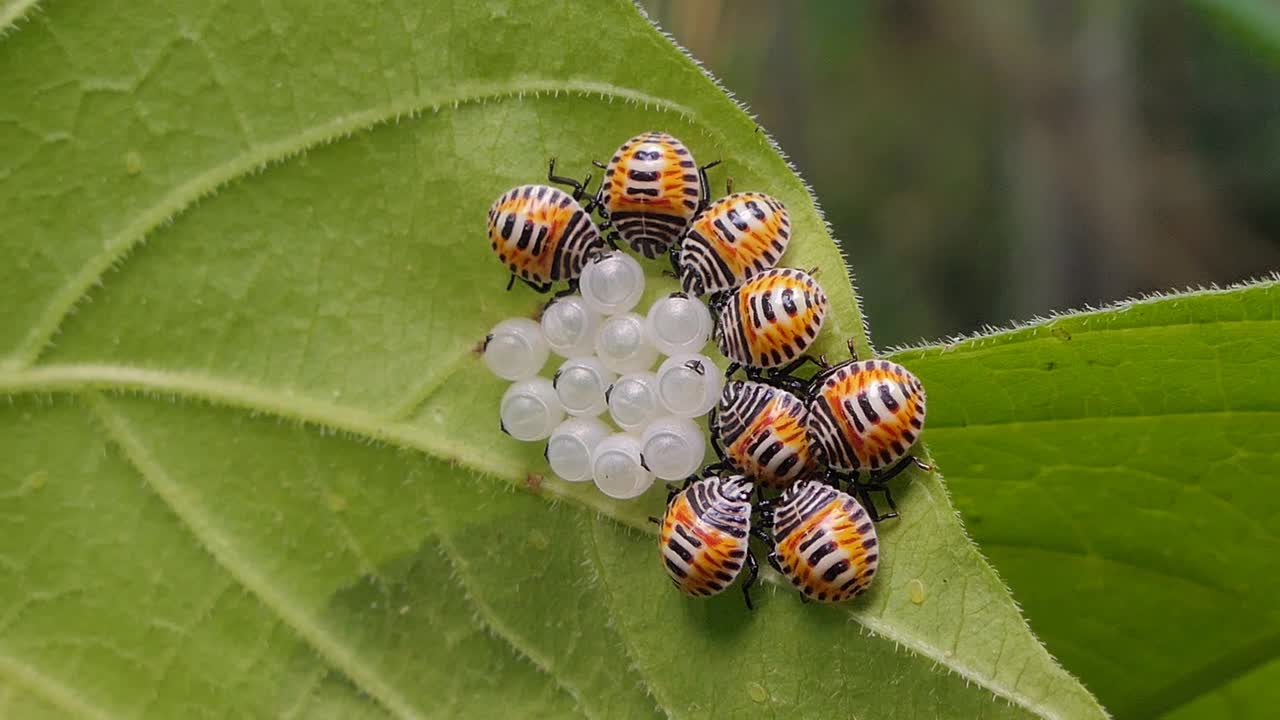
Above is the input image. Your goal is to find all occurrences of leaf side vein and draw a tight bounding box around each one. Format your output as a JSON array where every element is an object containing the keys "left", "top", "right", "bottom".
[
  {"left": 80, "top": 391, "right": 427, "bottom": 720},
  {"left": 0, "top": 649, "right": 115, "bottom": 720}
]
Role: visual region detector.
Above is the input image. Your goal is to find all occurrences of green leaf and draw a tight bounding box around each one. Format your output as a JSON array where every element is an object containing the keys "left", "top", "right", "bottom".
[
  {"left": 891, "top": 279, "right": 1280, "bottom": 719},
  {"left": 0, "top": 1, "right": 1104, "bottom": 718},
  {"left": 1189, "top": 0, "right": 1280, "bottom": 70}
]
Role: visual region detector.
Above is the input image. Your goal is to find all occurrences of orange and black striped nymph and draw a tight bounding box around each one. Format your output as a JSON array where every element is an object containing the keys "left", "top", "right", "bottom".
[
  {"left": 807, "top": 359, "right": 927, "bottom": 475},
  {"left": 600, "top": 132, "right": 707, "bottom": 259},
  {"left": 678, "top": 192, "right": 791, "bottom": 296},
  {"left": 486, "top": 184, "right": 606, "bottom": 292},
  {"left": 714, "top": 268, "right": 828, "bottom": 370},
  {"left": 711, "top": 381, "right": 813, "bottom": 490},
  {"left": 658, "top": 475, "right": 759, "bottom": 607},
  {"left": 767, "top": 480, "right": 879, "bottom": 603}
]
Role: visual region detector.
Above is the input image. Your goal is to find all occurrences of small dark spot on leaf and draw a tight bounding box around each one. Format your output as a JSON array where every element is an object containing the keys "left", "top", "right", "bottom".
[
  {"left": 1051, "top": 326, "right": 1072, "bottom": 342},
  {"left": 1044, "top": 361, "right": 1056, "bottom": 371},
  {"left": 525, "top": 472, "right": 544, "bottom": 493}
]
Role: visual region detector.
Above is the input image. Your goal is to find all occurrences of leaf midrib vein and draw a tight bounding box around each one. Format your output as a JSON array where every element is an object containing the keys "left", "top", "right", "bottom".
[
  {"left": 0, "top": 362, "right": 1089, "bottom": 720},
  {"left": 3, "top": 78, "right": 695, "bottom": 371}
]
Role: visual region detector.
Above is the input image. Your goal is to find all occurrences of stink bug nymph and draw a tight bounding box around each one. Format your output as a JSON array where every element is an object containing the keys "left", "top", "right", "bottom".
[
  {"left": 764, "top": 479, "right": 879, "bottom": 603},
  {"left": 677, "top": 191, "right": 792, "bottom": 296},
  {"left": 657, "top": 475, "right": 760, "bottom": 608},
  {"left": 805, "top": 348, "right": 930, "bottom": 520},
  {"left": 713, "top": 267, "right": 828, "bottom": 378},
  {"left": 486, "top": 160, "right": 606, "bottom": 293},
  {"left": 596, "top": 132, "right": 719, "bottom": 259},
  {"left": 709, "top": 380, "right": 813, "bottom": 490}
]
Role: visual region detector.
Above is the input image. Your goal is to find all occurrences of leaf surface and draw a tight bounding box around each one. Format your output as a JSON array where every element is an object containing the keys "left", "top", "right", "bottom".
[
  {"left": 891, "top": 279, "right": 1280, "bottom": 719},
  {"left": 0, "top": 1, "right": 1103, "bottom": 718}
]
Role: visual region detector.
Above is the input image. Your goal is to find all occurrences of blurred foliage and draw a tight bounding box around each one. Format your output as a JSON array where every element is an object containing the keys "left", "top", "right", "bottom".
[{"left": 643, "top": 0, "right": 1280, "bottom": 347}]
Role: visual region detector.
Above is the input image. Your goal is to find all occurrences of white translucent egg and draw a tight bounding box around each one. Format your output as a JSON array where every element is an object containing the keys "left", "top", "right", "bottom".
[
  {"left": 579, "top": 251, "right": 645, "bottom": 315},
  {"left": 546, "top": 417, "right": 612, "bottom": 483},
  {"left": 553, "top": 357, "right": 615, "bottom": 417},
  {"left": 591, "top": 434, "right": 654, "bottom": 500},
  {"left": 595, "top": 312, "right": 659, "bottom": 374},
  {"left": 499, "top": 378, "right": 564, "bottom": 441},
  {"left": 656, "top": 353, "right": 723, "bottom": 418},
  {"left": 645, "top": 292, "right": 713, "bottom": 356},
  {"left": 606, "top": 372, "right": 663, "bottom": 432},
  {"left": 540, "top": 296, "right": 602, "bottom": 358},
  {"left": 483, "top": 318, "right": 549, "bottom": 381},
  {"left": 640, "top": 416, "right": 706, "bottom": 481}
]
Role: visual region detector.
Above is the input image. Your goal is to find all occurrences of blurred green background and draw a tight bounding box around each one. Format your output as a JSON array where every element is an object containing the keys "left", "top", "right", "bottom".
[{"left": 642, "top": 0, "right": 1280, "bottom": 348}]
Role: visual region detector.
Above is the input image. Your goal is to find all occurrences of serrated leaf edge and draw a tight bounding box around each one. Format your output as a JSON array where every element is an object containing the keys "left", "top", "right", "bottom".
[{"left": 885, "top": 275, "right": 1280, "bottom": 359}]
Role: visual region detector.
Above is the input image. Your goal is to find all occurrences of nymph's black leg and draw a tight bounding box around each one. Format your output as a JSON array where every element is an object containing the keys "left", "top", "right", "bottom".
[
  {"left": 552, "top": 278, "right": 580, "bottom": 300},
  {"left": 519, "top": 278, "right": 554, "bottom": 294},
  {"left": 695, "top": 160, "right": 722, "bottom": 213},
  {"left": 856, "top": 457, "right": 923, "bottom": 524},
  {"left": 769, "top": 356, "right": 808, "bottom": 379},
  {"left": 771, "top": 354, "right": 826, "bottom": 379},
  {"left": 604, "top": 230, "right": 622, "bottom": 252},
  {"left": 750, "top": 526, "right": 773, "bottom": 547},
  {"left": 880, "top": 487, "right": 899, "bottom": 518},
  {"left": 740, "top": 551, "right": 759, "bottom": 610},
  {"left": 724, "top": 362, "right": 742, "bottom": 380},
  {"left": 590, "top": 178, "right": 612, "bottom": 218},
  {"left": 724, "top": 176, "right": 735, "bottom": 196},
  {"left": 853, "top": 483, "right": 898, "bottom": 523},
  {"left": 845, "top": 338, "right": 860, "bottom": 362},
  {"left": 547, "top": 158, "right": 592, "bottom": 202},
  {"left": 763, "top": 355, "right": 825, "bottom": 395},
  {"left": 779, "top": 375, "right": 812, "bottom": 396},
  {"left": 765, "top": 550, "right": 784, "bottom": 575},
  {"left": 706, "top": 290, "right": 730, "bottom": 319},
  {"left": 701, "top": 461, "right": 731, "bottom": 476},
  {"left": 664, "top": 481, "right": 684, "bottom": 505},
  {"left": 506, "top": 274, "right": 517, "bottom": 292},
  {"left": 707, "top": 411, "right": 729, "bottom": 464},
  {"left": 870, "top": 454, "right": 931, "bottom": 486}
]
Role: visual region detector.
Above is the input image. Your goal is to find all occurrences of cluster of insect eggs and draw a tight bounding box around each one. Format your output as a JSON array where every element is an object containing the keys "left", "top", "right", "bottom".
[
  {"left": 482, "top": 131, "right": 928, "bottom": 607},
  {"left": 484, "top": 251, "right": 723, "bottom": 501}
]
